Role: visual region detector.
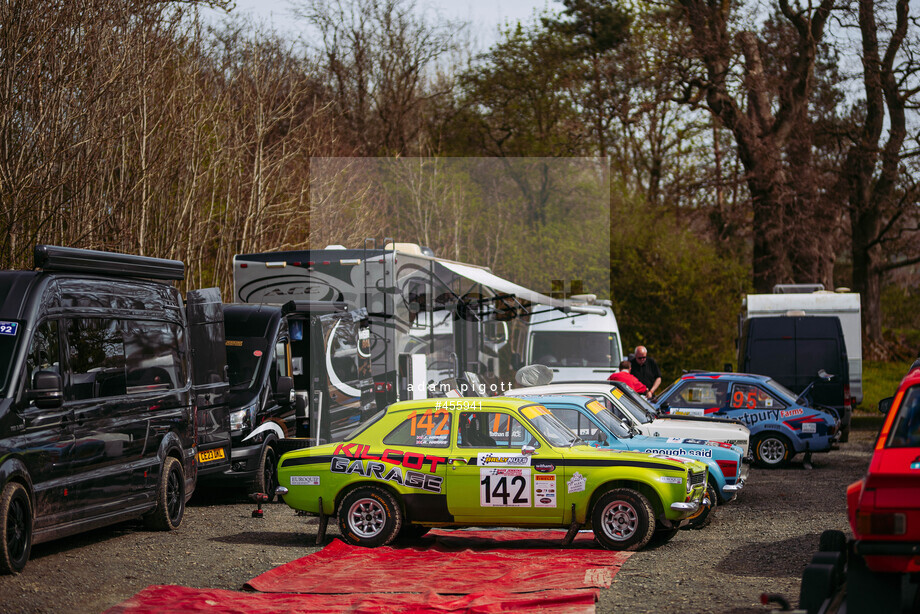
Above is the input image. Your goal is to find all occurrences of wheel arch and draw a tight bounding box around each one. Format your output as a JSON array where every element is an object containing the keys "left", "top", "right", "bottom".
[
  {"left": 333, "top": 480, "right": 405, "bottom": 518},
  {"left": 0, "top": 458, "right": 34, "bottom": 514},
  {"left": 588, "top": 479, "right": 664, "bottom": 521}
]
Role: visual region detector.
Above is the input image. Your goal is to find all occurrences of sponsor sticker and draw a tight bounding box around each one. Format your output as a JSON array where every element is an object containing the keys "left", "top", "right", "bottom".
[
  {"left": 480, "top": 467, "right": 532, "bottom": 507},
  {"left": 780, "top": 408, "right": 804, "bottom": 418},
  {"left": 534, "top": 463, "right": 556, "bottom": 473},
  {"left": 478, "top": 453, "right": 531, "bottom": 467},
  {"left": 290, "top": 476, "right": 320, "bottom": 486},
  {"left": 0, "top": 321, "right": 19, "bottom": 336},
  {"left": 534, "top": 474, "right": 557, "bottom": 508},
  {"left": 666, "top": 437, "right": 683, "bottom": 443},
  {"left": 567, "top": 472, "right": 587, "bottom": 494},
  {"left": 521, "top": 405, "right": 551, "bottom": 420},
  {"left": 659, "top": 476, "right": 682, "bottom": 484}
]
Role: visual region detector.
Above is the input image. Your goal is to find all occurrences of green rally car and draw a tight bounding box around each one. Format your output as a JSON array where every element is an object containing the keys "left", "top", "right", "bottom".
[{"left": 276, "top": 397, "right": 708, "bottom": 551}]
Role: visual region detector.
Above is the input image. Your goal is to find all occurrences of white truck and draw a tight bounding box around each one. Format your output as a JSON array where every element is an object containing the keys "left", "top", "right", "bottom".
[{"left": 524, "top": 296, "right": 623, "bottom": 382}]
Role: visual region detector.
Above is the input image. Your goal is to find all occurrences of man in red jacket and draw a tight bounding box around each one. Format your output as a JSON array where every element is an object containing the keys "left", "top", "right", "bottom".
[{"left": 608, "top": 360, "right": 648, "bottom": 394}]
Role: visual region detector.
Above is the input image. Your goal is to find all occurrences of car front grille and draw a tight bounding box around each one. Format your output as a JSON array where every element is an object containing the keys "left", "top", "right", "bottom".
[{"left": 689, "top": 470, "right": 705, "bottom": 488}]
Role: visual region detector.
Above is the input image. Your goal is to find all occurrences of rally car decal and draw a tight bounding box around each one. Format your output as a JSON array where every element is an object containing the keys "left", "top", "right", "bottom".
[
  {"left": 479, "top": 467, "right": 531, "bottom": 507},
  {"left": 331, "top": 457, "right": 443, "bottom": 493}
]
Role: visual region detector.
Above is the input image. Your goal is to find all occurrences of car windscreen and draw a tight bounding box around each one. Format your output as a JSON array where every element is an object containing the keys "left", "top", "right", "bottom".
[
  {"left": 520, "top": 404, "right": 581, "bottom": 447},
  {"left": 0, "top": 325, "right": 19, "bottom": 397},
  {"left": 609, "top": 386, "right": 654, "bottom": 423},
  {"left": 585, "top": 401, "right": 634, "bottom": 438},
  {"left": 529, "top": 331, "right": 617, "bottom": 368},
  {"left": 225, "top": 338, "right": 267, "bottom": 390}
]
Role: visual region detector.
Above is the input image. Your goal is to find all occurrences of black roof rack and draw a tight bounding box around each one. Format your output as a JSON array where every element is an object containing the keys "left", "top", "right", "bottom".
[{"left": 34, "top": 245, "right": 184, "bottom": 281}]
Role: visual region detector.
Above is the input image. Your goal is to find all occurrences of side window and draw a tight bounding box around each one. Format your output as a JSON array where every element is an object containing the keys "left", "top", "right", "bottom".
[
  {"left": 673, "top": 381, "right": 729, "bottom": 408},
  {"left": 383, "top": 408, "right": 451, "bottom": 447},
  {"left": 66, "top": 318, "right": 126, "bottom": 400},
  {"left": 124, "top": 321, "right": 185, "bottom": 393},
  {"left": 275, "top": 339, "right": 291, "bottom": 379},
  {"left": 457, "top": 412, "right": 533, "bottom": 448},
  {"left": 730, "top": 384, "right": 785, "bottom": 410},
  {"left": 25, "top": 320, "right": 61, "bottom": 390}
]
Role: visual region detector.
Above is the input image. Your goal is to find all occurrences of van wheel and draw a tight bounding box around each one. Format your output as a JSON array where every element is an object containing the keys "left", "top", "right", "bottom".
[
  {"left": 145, "top": 456, "right": 185, "bottom": 531},
  {"left": 252, "top": 444, "right": 278, "bottom": 503},
  {"left": 591, "top": 488, "right": 655, "bottom": 551},
  {"left": 0, "top": 482, "right": 32, "bottom": 574},
  {"left": 338, "top": 486, "right": 402, "bottom": 547},
  {"left": 753, "top": 433, "right": 792, "bottom": 468}
]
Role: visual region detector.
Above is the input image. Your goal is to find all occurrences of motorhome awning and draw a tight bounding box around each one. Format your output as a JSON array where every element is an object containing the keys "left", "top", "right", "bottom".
[{"left": 437, "top": 260, "right": 568, "bottom": 309}]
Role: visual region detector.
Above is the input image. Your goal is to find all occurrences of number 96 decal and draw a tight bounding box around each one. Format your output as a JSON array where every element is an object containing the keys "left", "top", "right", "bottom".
[{"left": 480, "top": 467, "right": 531, "bottom": 507}]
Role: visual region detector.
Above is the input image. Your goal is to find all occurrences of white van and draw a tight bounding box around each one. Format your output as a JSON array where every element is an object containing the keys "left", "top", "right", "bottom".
[{"left": 525, "top": 298, "right": 623, "bottom": 382}]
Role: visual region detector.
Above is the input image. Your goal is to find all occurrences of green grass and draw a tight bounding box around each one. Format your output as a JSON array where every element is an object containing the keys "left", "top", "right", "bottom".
[{"left": 856, "top": 360, "right": 910, "bottom": 413}]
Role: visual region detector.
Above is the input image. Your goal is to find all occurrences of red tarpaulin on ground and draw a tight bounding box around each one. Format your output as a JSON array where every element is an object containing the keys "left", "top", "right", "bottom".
[
  {"left": 245, "top": 535, "right": 631, "bottom": 594},
  {"left": 104, "top": 585, "right": 600, "bottom": 614}
]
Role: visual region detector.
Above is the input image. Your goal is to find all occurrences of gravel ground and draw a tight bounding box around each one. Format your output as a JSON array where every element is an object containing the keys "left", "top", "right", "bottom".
[{"left": 0, "top": 427, "right": 875, "bottom": 613}]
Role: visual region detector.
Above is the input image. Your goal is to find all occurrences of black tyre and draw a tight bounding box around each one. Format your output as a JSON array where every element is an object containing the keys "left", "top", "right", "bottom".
[
  {"left": 753, "top": 432, "right": 792, "bottom": 468},
  {"left": 591, "top": 488, "right": 655, "bottom": 551},
  {"left": 684, "top": 481, "right": 718, "bottom": 530},
  {"left": 0, "top": 482, "right": 32, "bottom": 574},
  {"left": 647, "top": 526, "right": 680, "bottom": 547},
  {"left": 251, "top": 444, "right": 278, "bottom": 502},
  {"left": 145, "top": 456, "right": 185, "bottom": 531},
  {"left": 818, "top": 529, "right": 847, "bottom": 554},
  {"left": 338, "top": 486, "right": 402, "bottom": 547}
]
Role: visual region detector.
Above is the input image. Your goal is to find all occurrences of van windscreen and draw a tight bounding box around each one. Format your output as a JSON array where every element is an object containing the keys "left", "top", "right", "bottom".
[
  {"left": 226, "top": 338, "right": 268, "bottom": 391},
  {"left": 530, "top": 332, "right": 618, "bottom": 368}
]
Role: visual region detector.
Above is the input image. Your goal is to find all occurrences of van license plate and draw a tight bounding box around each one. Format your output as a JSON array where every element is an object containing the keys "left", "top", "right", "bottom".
[{"left": 198, "top": 448, "right": 226, "bottom": 463}]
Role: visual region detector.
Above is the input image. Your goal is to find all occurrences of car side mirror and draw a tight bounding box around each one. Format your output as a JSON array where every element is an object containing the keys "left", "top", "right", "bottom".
[
  {"left": 817, "top": 369, "right": 835, "bottom": 381},
  {"left": 521, "top": 444, "right": 536, "bottom": 455},
  {"left": 878, "top": 396, "right": 894, "bottom": 415},
  {"left": 659, "top": 402, "right": 670, "bottom": 413},
  {"left": 274, "top": 376, "right": 295, "bottom": 405},
  {"left": 29, "top": 370, "right": 63, "bottom": 409},
  {"left": 595, "top": 430, "right": 608, "bottom": 444}
]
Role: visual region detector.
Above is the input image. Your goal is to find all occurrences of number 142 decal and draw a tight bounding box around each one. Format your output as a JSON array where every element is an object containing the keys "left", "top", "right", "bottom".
[{"left": 479, "top": 467, "right": 531, "bottom": 507}]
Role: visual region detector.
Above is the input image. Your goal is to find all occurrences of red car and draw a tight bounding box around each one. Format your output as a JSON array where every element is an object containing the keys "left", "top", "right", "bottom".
[{"left": 847, "top": 368, "right": 920, "bottom": 573}]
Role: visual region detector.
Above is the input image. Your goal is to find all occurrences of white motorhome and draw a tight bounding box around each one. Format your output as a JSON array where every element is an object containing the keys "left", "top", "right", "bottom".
[
  {"left": 740, "top": 287, "right": 862, "bottom": 404},
  {"left": 525, "top": 296, "right": 623, "bottom": 383},
  {"left": 233, "top": 242, "right": 571, "bottom": 425}
]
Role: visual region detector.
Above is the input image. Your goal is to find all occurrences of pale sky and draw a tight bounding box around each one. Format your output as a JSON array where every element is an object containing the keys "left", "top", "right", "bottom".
[{"left": 207, "top": 0, "right": 554, "bottom": 47}]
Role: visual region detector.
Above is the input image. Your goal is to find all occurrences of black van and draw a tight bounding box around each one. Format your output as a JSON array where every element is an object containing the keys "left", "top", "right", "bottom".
[
  {"left": 0, "top": 245, "right": 227, "bottom": 573},
  {"left": 738, "top": 315, "right": 852, "bottom": 440},
  {"left": 201, "top": 301, "right": 373, "bottom": 499}
]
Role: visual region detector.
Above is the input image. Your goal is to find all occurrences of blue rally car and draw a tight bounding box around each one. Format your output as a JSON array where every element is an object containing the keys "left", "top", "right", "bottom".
[
  {"left": 654, "top": 373, "right": 840, "bottom": 468},
  {"left": 514, "top": 394, "right": 745, "bottom": 529}
]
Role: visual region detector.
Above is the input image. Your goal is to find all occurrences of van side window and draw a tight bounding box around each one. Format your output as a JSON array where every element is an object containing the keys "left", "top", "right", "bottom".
[
  {"left": 25, "top": 320, "right": 61, "bottom": 389},
  {"left": 66, "top": 318, "right": 126, "bottom": 399},
  {"left": 124, "top": 321, "right": 185, "bottom": 393}
]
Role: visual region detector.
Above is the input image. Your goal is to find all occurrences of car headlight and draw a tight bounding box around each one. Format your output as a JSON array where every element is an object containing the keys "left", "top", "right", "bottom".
[
  {"left": 230, "top": 401, "right": 258, "bottom": 431},
  {"left": 686, "top": 471, "right": 692, "bottom": 494}
]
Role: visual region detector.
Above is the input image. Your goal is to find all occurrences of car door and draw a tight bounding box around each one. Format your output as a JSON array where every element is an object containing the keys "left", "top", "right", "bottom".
[
  {"left": 446, "top": 408, "right": 564, "bottom": 523},
  {"left": 376, "top": 404, "right": 452, "bottom": 523}
]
